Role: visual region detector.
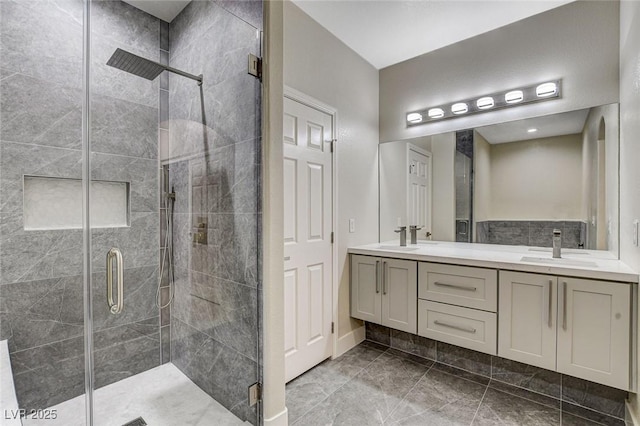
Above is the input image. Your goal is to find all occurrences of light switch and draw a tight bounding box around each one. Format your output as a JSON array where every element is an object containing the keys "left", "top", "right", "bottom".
[{"left": 349, "top": 218, "right": 355, "bottom": 233}]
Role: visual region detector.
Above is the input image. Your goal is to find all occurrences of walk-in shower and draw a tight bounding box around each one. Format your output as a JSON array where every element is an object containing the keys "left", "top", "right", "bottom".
[{"left": 0, "top": 0, "right": 263, "bottom": 425}]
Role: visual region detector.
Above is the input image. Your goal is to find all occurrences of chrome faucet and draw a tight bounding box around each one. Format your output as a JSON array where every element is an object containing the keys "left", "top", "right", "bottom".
[
  {"left": 552, "top": 229, "right": 562, "bottom": 258},
  {"left": 409, "top": 226, "right": 422, "bottom": 244},
  {"left": 394, "top": 226, "right": 407, "bottom": 246}
]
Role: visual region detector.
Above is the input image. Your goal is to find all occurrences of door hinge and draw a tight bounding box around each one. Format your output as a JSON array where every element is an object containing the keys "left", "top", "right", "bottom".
[
  {"left": 331, "top": 322, "right": 335, "bottom": 334},
  {"left": 248, "top": 54, "right": 262, "bottom": 81},
  {"left": 330, "top": 232, "right": 334, "bottom": 244},
  {"left": 248, "top": 382, "right": 262, "bottom": 407}
]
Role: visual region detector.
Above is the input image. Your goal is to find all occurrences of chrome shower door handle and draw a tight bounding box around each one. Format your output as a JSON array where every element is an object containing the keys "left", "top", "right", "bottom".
[{"left": 106, "top": 248, "right": 124, "bottom": 314}]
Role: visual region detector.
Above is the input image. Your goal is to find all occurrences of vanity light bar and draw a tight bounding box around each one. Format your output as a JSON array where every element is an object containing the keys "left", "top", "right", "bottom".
[{"left": 406, "top": 79, "right": 562, "bottom": 126}]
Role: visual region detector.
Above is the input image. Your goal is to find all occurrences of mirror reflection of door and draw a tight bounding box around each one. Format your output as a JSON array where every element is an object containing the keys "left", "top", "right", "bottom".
[{"left": 407, "top": 144, "right": 432, "bottom": 239}]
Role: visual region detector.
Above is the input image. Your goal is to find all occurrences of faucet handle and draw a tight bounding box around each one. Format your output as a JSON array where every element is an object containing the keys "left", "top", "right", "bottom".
[
  {"left": 410, "top": 225, "right": 422, "bottom": 231},
  {"left": 394, "top": 226, "right": 406, "bottom": 233}
]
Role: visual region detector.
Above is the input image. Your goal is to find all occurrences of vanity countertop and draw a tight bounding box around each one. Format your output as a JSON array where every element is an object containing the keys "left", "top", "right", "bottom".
[{"left": 348, "top": 241, "right": 639, "bottom": 283}]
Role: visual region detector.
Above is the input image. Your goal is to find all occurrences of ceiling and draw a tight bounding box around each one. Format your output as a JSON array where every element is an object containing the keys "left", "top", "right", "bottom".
[
  {"left": 475, "top": 108, "right": 590, "bottom": 144},
  {"left": 123, "top": 0, "right": 191, "bottom": 22},
  {"left": 292, "top": 0, "right": 576, "bottom": 69}
]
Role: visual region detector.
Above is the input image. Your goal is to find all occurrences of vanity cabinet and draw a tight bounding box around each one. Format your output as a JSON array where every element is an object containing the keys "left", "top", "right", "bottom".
[
  {"left": 499, "top": 271, "right": 630, "bottom": 390},
  {"left": 418, "top": 263, "right": 498, "bottom": 355},
  {"left": 350, "top": 255, "right": 417, "bottom": 334}
]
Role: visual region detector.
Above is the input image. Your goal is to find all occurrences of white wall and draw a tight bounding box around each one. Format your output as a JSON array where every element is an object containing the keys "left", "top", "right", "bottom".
[
  {"left": 620, "top": 1, "right": 640, "bottom": 421},
  {"left": 284, "top": 2, "right": 380, "bottom": 340},
  {"left": 379, "top": 0, "right": 619, "bottom": 142},
  {"left": 488, "top": 134, "right": 583, "bottom": 220},
  {"left": 431, "top": 132, "right": 456, "bottom": 241}
]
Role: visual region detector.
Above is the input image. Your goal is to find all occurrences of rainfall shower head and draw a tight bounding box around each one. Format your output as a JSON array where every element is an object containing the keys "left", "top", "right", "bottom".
[{"left": 106, "top": 48, "right": 202, "bottom": 85}]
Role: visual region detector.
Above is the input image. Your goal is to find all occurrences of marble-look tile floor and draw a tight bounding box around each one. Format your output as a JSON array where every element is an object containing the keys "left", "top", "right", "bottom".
[
  {"left": 22, "top": 363, "right": 247, "bottom": 426},
  {"left": 286, "top": 341, "right": 623, "bottom": 426}
]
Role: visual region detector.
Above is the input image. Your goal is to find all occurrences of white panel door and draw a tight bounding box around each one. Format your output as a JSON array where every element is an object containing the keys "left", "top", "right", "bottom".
[
  {"left": 498, "top": 271, "right": 557, "bottom": 371},
  {"left": 557, "top": 278, "right": 630, "bottom": 390},
  {"left": 283, "top": 97, "right": 333, "bottom": 383},
  {"left": 407, "top": 145, "right": 431, "bottom": 238}
]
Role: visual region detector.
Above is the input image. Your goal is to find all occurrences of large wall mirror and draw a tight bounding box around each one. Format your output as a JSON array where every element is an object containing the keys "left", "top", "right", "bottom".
[{"left": 380, "top": 103, "right": 619, "bottom": 254}]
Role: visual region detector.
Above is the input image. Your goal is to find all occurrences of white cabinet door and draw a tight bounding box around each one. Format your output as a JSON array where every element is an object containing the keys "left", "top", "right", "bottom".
[
  {"left": 381, "top": 258, "right": 417, "bottom": 334},
  {"left": 498, "top": 271, "right": 557, "bottom": 371},
  {"left": 350, "top": 255, "right": 381, "bottom": 323},
  {"left": 557, "top": 277, "right": 630, "bottom": 390}
]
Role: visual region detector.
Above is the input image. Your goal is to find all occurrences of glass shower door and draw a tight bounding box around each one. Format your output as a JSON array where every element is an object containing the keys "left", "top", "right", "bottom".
[{"left": 87, "top": 1, "right": 263, "bottom": 425}]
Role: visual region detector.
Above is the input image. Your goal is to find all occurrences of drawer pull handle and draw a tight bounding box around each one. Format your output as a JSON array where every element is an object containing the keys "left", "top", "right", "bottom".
[
  {"left": 434, "top": 282, "right": 477, "bottom": 292},
  {"left": 375, "top": 260, "right": 380, "bottom": 294},
  {"left": 383, "top": 261, "right": 388, "bottom": 295},
  {"left": 434, "top": 320, "right": 476, "bottom": 334},
  {"left": 562, "top": 281, "right": 567, "bottom": 331}
]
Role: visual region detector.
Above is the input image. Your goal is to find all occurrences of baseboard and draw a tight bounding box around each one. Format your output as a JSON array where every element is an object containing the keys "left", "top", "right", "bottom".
[
  {"left": 627, "top": 400, "right": 639, "bottom": 426},
  {"left": 335, "top": 326, "right": 365, "bottom": 358},
  {"left": 264, "top": 407, "right": 288, "bottom": 426}
]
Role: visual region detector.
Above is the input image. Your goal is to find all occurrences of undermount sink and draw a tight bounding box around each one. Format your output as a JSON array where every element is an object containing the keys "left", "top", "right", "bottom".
[
  {"left": 416, "top": 241, "right": 438, "bottom": 245},
  {"left": 377, "top": 245, "right": 419, "bottom": 251},
  {"left": 528, "top": 247, "right": 590, "bottom": 255},
  {"left": 520, "top": 256, "right": 598, "bottom": 268}
]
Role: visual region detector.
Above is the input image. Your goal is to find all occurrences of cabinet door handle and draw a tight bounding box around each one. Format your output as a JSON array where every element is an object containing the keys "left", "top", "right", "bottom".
[
  {"left": 375, "top": 260, "right": 380, "bottom": 294},
  {"left": 434, "top": 282, "right": 477, "bottom": 292},
  {"left": 383, "top": 261, "right": 388, "bottom": 295},
  {"left": 562, "top": 281, "right": 568, "bottom": 331},
  {"left": 548, "top": 279, "right": 553, "bottom": 327},
  {"left": 434, "top": 320, "right": 476, "bottom": 334}
]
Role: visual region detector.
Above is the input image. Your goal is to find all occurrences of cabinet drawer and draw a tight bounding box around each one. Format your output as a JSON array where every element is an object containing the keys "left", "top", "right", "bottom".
[
  {"left": 418, "top": 263, "right": 497, "bottom": 311},
  {"left": 418, "top": 300, "right": 497, "bottom": 355}
]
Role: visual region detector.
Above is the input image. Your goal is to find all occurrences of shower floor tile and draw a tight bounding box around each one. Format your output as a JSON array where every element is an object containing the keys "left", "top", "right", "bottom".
[{"left": 22, "top": 363, "right": 247, "bottom": 426}]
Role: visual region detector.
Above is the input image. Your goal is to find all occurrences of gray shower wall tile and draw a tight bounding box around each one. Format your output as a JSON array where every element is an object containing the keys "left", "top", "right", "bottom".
[
  {"left": 91, "top": 0, "right": 159, "bottom": 58},
  {"left": 477, "top": 220, "right": 586, "bottom": 248},
  {"left": 91, "top": 212, "right": 159, "bottom": 271},
  {"left": 94, "top": 321, "right": 161, "bottom": 390},
  {"left": 214, "top": 0, "right": 263, "bottom": 30},
  {"left": 9, "top": 335, "right": 84, "bottom": 376},
  {"left": 91, "top": 266, "right": 159, "bottom": 331},
  {"left": 0, "top": 74, "right": 82, "bottom": 149},
  {"left": 0, "top": 0, "right": 84, "bottom": 89},
  {"left": 172, "top": 270, "right": 258, "bottom": 361},
  {"left": 169, "top": 0, "right": 220, "bottom": 57},
  {"left": 91, "top": 152, "right": 159, "bottom": 213},
  {"left": 91, "top": 94, "right": 159, "bottom": 159},
  {"left": 0, "top": 213, "right": 84, "bottom": 285},
  {"left": 0, "top": 275, "right": 84, "bottom": 353},
  {"left": 0, "top": 142, "right": 82, "bottom": 215},
  {"left": 160, "top": 20, "right": 170, "bottom": 52},
  {"left": 91, "top": 36, "right": 159, "bottom": 108},
  {"left": 13, "top": 346, "right": 85, "bottom": 410},
  {"left": 171, "top": 318, "right": 258, "bottom": 422},
  {"left": 170, "top": 9, "right": 259, "bottom": 89}
]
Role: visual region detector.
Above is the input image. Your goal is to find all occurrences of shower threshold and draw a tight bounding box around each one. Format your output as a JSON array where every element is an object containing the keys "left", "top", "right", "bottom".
[{"left": 22, "top": 364, "right": 248, "bottom": 426}]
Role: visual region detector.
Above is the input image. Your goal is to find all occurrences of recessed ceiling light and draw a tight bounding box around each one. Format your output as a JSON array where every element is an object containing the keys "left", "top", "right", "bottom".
[
  {"left": 505, "top": 90, "right": 524, "bottom": 104},
  {"left": 451, "top": 103, "right": 468, "bottom": 115},
  {"left": 476, "top": 97, "right": 494, "bottom": 110},
  {"left": 428, "top": 108, "right": 445, "bottom": 119},
  {"left": 536, "top": 82, "right": 557, "bottom": 97},
  {"left": 407, "top": 112, "right": 423, "bottom": 123},
  {"left": 527, "top": 128, "right": 538, "bottom": 133}
]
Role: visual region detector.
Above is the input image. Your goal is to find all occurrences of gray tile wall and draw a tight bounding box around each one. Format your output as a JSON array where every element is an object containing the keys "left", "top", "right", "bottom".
[
  {"left": 0, "top": 0, "right": 162, "bottom": 410},
  {"left": 165, "top": 1, "right": 263, "bottom": 424},
  {"left": 366, "top": 322, "right": 628, "bottom": 425},
  {"left": 476, "top": 220, "right": 587, "bottom": 248}
]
